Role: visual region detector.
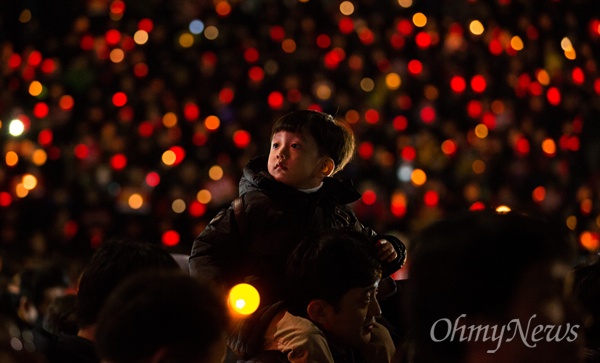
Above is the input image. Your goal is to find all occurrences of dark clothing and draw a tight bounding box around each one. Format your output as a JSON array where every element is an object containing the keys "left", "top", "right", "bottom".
[
  {"left": 189, "top": 156, "right": 405, "bottom": 308},
  {"left": 38, "top": 331, "right": 99, "bottom": 363}
]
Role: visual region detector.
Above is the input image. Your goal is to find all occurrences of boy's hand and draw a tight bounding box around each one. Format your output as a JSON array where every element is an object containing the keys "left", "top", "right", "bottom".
[{"left": 375, "top": 239, "right": 398, "bottom": 263}]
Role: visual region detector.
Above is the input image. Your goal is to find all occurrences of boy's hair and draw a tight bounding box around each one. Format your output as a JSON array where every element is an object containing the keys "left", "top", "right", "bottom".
[
  {"left": 285, "top": 228, "right": 381, "bottom": 317},
  {"left": 76, "top": 238, "right": 179, "bottom": 328},
  {"left": 271, "top": 110, "right": 355, "bottom": 175},
  {"left": 96, "top": 271, "right": 229, "bottom": 363}
]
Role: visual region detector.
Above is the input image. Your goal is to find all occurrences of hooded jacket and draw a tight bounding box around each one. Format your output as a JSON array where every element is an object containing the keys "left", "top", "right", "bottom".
[{"left": 189, "top": 156, "right": 405, "bottom": 308}]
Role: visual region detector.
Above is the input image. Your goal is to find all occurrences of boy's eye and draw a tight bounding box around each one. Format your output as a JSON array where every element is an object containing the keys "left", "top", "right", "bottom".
[
  {"left": 291, "top": 143, "right": 301, "bottom": 149},
  {"left": 271, "top": 143, "right": 279, "bottom": 149}
]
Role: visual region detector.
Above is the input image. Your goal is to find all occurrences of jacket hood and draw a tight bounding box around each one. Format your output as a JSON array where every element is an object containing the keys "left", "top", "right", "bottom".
[{"left": 239, "top": 155, "right": 361, "bottom": 204}]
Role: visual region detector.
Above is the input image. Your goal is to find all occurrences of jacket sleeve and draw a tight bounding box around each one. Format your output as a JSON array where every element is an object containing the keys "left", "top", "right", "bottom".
[
  {"left": 343, "top": 206, "right": 407, "bottom": 277},
  {"left": 189, "top": 201, "right": 242, "bottom": 288}
]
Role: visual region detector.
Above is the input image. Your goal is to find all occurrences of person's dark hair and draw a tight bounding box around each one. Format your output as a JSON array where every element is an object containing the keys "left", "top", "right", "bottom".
[
  {"left": 95, "top": 271, "right": 229, "bottom": 363},
  {"left": 19, "top": 263, "right": 69, "bottom": 311},
  {"left": 43, "top": 293, "right": 78, "bottom": 335},
  {"left": 76, "top": 238, "right": 179, "bottom": 329},
  {"left": 406, "top": 210, "right": 575, "bottom": 363},
  {"left": 285, "top": 228, "right": 381, "bottom": 317},
  {"left": 572, "top": 257, "right": 600, "bottom": 350},
  {"left": 271, "top": 110, "right": 355, "bottom": 175}
]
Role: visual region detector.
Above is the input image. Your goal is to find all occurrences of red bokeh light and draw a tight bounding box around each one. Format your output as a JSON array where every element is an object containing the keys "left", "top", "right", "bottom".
[
  {"left": 470, "top": 75, "right": 487, "bottom": 93},
  {"left": 358, "top": 142, "right": 374, "bottom": 160},
  {"left": 219, "top": 88, "right": 234, "bottom": 104},
  {"left": 110, "top": 154, "right": 127, "bottom": 170},
  {"left": 268, "top": 91, "right": 284, "bottom": 109},
  {"left": 105, "top": 29, "right": 122, "bottom": 46},
  {"left": 112, "top": 92, "right": 127, "bottom": 107},
  {"left": 339, "top": 17, "right": 354, "bottom": 34},
  {"left": 162, "top": 230, "right": 180, "bottom": 247},
  {"left": 38, "top": 129, "right": 53, "bottom": 146},
  {"left": 145, "top": 172, "right": 160, "bottom": 187},
  {"left": 189, "top": 201, "right": 207, "bottom": 217},
  {"left": 362, "top": 190, "right": 377, "bottom": 205},
  {"left": 401, "top": 146, "right": 416, "bottom": 161},
  {"left": 183, "top": 102, "right": 200, "bottom": 121},
  {"left": 33, "top": 102, "right": 49, "bottom": 118},
  {"left": 450, "top": 76, "right": 466, "bottom": 93},
  {"left": 244, "top": 48, "right": 259, "bottom": 63},
  {"left": 0, "top": 192, "right": 12, "bottom": 207},
  {"left": 233, "top": 130, "right": 251, "bottom": 148},
  {"left": 393, "top": 115, "right": 408, "bottom": 131}
]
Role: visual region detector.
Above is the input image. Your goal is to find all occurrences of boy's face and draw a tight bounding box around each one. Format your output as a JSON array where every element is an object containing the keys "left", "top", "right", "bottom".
[
  {"left": 268, "top": 130, "right": 327, "bottom": 189},
  {"left": 320, "top": 280, "right": 381, "bottom": 350}
]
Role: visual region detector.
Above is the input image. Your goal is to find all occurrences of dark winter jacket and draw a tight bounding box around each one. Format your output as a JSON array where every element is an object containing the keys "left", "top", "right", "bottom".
[{"left": 189, "top": 156, "right": 405, "bottom": 308}]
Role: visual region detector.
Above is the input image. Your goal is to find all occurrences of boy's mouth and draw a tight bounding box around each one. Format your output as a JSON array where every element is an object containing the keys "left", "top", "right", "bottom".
[{"left": 275, "top": 162, "right": 287, "bottom": 170}]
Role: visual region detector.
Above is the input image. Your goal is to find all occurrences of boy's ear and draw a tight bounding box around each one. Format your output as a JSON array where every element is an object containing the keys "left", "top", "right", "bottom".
[
  {"left": 320, "top": 157, "right": 335, "bottom": 177},
  {"left": 306, "top": 299, "right": 331, "bottom": 326}
]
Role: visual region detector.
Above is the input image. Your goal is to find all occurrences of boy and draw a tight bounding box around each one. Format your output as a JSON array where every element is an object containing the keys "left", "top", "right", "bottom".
[{"left": 189, "top": 110, "right": 405, "bottom": 360}]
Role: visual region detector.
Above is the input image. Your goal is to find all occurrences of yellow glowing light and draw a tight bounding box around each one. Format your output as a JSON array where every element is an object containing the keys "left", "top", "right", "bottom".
[
  {"left": 541, "top": 138, "right": 556, "bottom": 156},
  {"left": 398, "top": 0, "right": 413, "bottom": 8},
  {"left": 205, "top": 115, "right": 220, "bottom": 131},
  {"left": 560, "top": 37, "right": 573, "bottom": 52},
  {"left": 339, "top": 1, "right": 355, "bottom": 15},
  {"left": 566, "top": 215, "right": 577, "bottom": 231},
  {"left": 32, "top": 149, "right": 47, "bottom": 166},
  {"left": 536, "top": 69, "right": 550, "bottom": 85},
  {"left": 474, "top": 124, "right": 488, "bottom": 139},
  {"left": 580, "top": 231, "right": 600, "bottom": 252},
  {"left": 29, "top": 81, "right": 43, "bottom": 97},
  {"left": 204, "top": 26, "right": 219, "bottom": 40},
  {"left": 472, "top": 159, "right": 486, "bottom": 174},
  {"left": 9, "top": 119, "right": 25, "bottom": 136},
  {"left": 162, "top": 112, "right": 178, "bottom": 128},
  {"left": 385, "top": 73, "right": 401, "bottom": 90},
  {"left": 469, "top": 20, "right": 484, "bottom": 36},
  {"left": 134, "top": 30, "right": 149, "bottom": 45},
  {"left": 128, "top": 193, "right": 144, "bottom": 209},
  {"left": 179, "top": 33, "right": 194, "bottom": 48},
  {"left": 281, "top": 39, "right": 296, "bottom": 53},
  {"left": 510, "top": 36, "right": 524, "bottom": 51},
  {"left": 172, "top": 199, "right": 186, "bottom": 213},
  {"left": 208, "top": 165, "right": 224, "bottom": 181},
  {"left": 19, "top": 9, "right": 32, "bottom": 23},
  {"left": 228, "top": 283, "right": 260, "bottom": 316},
  {"left": 196, "top": 189, "right": 212, "bottom": 204},
  {"left": 162, "top": 150, "right": 177, "bottom": 166},
  {"left": 564, "top": 48, "right": 576, "bottom": 60},
  {"left": 495, "top": 205, "right": 511, "bottom": 213},
  {"left": 109, "top": 48, "right": 125, "bottom": 63},
  {"left": 412, "top": 12, "right": 427, "bottom": 28},
  {"left": 6, "top": 151, "right": 19, "bottom": 167},
  {"left": 315, "top": 84, "right": 332, "bottom": 100},
  {"left": 22, "top": 174, "right": 38, "bottom": 190},
  {"left": 411, "top": 169, "right": 427, "bottom": 186},
  {"left": 360, "top": 78, "right": 375, "bottom": 92},
  {"left": 16, "top": 183, "right": 29, "bottom": 198}
]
